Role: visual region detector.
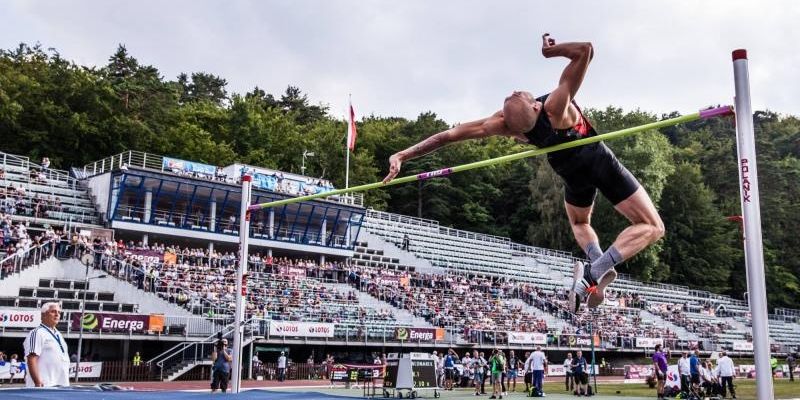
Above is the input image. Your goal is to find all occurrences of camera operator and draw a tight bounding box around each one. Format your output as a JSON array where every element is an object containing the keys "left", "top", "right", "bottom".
[{"left": 210, "top": 339, "right": 232, "bottom": 393}]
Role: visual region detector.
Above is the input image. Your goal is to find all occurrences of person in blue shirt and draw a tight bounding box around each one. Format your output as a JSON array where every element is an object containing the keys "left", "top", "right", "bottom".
[
  {"left": 443, "top": 349, "right": 455, "bottom": 391},
  {"left": 689, "top": 350, "right": 701, "bottom": 391},
  {"left": 210, "top": 339, "right": 232, "bottom": 393}
]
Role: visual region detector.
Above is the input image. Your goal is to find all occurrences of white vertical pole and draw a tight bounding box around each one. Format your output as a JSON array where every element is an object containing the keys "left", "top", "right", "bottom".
[
  {"left": 732, "top": 49, "right": 773, "bottom": 400},
  {"left": 231, "top": 174, "right": 252, "bottom": 393}
]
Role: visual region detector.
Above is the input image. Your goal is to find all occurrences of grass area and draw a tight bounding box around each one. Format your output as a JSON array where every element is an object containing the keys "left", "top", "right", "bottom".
[{"left": 535, "top": 379, "right": 799, "bottom": 399}]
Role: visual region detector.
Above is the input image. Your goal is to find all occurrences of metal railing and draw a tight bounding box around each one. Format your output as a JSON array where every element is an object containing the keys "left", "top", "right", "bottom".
[
  {"left": 82, "top": 150, "right": 364, "bottom": 207},
  {"left": 149, "top": 317, "right": 261, "bottom": 381},
  {"left": 0, "top": 239, "right": 56, "bottom": 280},
  {"left": 1, "top": 151, "right": 82, "bottom": 190}
]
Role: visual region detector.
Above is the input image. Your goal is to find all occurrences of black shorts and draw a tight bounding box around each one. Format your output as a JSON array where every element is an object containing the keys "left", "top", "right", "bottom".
[
  {"left": 524, "top": 372, "right": 532, "bottom": 384},
  {"left": 445, "top": 368, "right": 455, "bottom": 380},
  {"left": 577, "top": 372, "right": 588, "bottom": 385},
  {"left": 691, "top": 373, "right": 700, "bottom": 384},
  {"left": 549, "top": 142, "right": 640, "bottom": 207}
]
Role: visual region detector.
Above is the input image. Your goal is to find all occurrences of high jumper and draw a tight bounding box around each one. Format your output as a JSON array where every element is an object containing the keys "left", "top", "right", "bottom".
[{"left": 384, "top": 33, "right": 689, "bottom": 313}]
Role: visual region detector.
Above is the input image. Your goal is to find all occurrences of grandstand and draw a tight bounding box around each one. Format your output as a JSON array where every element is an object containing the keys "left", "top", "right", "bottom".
[{"left": 2, "top": 148, "right": 799, "bottom": 384}]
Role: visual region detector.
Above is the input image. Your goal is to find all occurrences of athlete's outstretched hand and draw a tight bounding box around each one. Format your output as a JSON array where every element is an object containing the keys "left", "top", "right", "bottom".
[
  {"left": 383, "top": 153, "right": 403, "bottom": 184},
  {"left": 541, "top": 33, "right": 557, "bottom": 57}
]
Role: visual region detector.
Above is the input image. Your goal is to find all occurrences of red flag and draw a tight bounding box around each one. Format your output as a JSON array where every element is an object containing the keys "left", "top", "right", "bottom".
[{"left": 347, "top": 101, "right": 358, "bottom": 151}]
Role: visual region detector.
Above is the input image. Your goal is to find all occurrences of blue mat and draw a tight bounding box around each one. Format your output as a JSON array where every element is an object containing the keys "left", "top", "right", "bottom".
[{"left": 0, "top": 388, "right": 360, "bottom": 400}]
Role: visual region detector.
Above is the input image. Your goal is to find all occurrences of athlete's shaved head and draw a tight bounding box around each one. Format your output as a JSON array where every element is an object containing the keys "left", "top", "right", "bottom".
[{"left": 503, "top": 91, "right": 539, "bottom": 134}]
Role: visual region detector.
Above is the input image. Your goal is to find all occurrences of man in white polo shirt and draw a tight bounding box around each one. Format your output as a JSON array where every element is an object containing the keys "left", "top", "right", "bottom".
[
  {"left": 716, "top": 351, "right": 736, "bottom": 399},
  {"left": 24, "top": 302, "right": 70, "bottom": 387}
]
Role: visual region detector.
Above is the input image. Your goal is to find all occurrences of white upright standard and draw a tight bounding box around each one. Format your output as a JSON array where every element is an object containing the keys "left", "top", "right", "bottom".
[
  {"left": 231, "top": 174, "right": 252, "bottom": 394},
  {"left": 732, "top": 49, "right": 773, "bottom": 400}
]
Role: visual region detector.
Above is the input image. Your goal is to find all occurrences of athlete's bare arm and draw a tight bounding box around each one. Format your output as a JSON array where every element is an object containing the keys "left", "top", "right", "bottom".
[
  {"left": 382, "top": 111, "right": 512, "bottom": 183},
  {"left": 540, "top": 34, "right": 594, "bottom": 129}
]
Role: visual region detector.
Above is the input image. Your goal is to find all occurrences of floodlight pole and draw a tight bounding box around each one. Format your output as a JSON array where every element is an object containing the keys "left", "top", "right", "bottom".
[
  {"left": 732, "top": 49, "right": 773, "bottom": 400},
  {"left": 231, "top": 174, "right": 252, "bottom": 394}
]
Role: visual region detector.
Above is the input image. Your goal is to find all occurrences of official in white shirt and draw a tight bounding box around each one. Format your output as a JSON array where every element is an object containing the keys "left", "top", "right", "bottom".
[
  {"left": 24, "top": 302, "right": 70, "bottom": 387},
  {"left": 716, "top": 351, "right": 736, "bottom": 399}
]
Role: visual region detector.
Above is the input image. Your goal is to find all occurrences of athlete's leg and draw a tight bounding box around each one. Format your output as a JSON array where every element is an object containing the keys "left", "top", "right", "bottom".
[
  {"left": 565, "top": 202, "right": 599, "bottom": 252},
  {"left": 609, "top": 187, "right": 665, "bottom": 259}
]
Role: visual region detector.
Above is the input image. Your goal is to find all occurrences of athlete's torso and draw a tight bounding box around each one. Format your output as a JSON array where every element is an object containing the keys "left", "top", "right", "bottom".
[{"left": 522, "top": 93, "right": 598, "bottom": 167}]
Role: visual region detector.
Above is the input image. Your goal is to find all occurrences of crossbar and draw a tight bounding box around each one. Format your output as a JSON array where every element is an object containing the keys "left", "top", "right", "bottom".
[{"left": 249, "top": 106, "right": 733, "bottom": 211}]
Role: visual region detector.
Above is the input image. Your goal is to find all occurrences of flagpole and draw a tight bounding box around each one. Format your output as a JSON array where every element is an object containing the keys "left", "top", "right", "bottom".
[{"left": 345, "top": 94, "right": 351, "bottom": 189}]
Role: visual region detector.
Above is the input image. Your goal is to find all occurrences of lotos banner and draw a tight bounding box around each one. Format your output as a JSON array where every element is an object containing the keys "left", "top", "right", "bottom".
[
  {"left": 507, "top": 331, "right": 547, "bottom": 345},
  {"left": 269, "top": 321, "right": 335, "bottom": 338},
  {"left": 71, "top": 312, "right": 150, "bottom": 333},
  {"left": 395, "top": 327, "right": 445, "bottom": 342},
  {"left": 635, "top": 337, "right": 664, "bottom": 348},
  {"left": 69, "top": 362, "right": 102, "bottom": 378},
  {"left": 0, "top": 309, "right": 40, "bottom": 328}
]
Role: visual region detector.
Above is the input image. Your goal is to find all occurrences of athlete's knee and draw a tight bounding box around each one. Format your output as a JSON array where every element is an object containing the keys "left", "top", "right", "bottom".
[{"left": 648, "top": 218, "right": 665, "bottom": 243}]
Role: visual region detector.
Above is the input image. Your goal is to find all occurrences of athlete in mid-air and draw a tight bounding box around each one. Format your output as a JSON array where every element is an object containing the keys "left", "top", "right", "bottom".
[{"left": 382, "top": 34, "right": 664, "bottom": 313}]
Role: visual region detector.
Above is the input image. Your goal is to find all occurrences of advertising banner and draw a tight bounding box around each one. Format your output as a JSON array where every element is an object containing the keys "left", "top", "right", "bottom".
[
  {"left": 0, "top": 309, "right": 40, "bottom": 328},
  {"left": 163, "top": 157, "right": 216, "bottom": 176},
  {"left": 635, "top": 337, "right": 664, "bottom": 348},
  {"left": 564, "top": 335, "right": 600, "bottom": 347},
  {"left": 507, "top": 331, "right": 547, "bottom": 345},
  {"left": 395, "top": 327, "right": 445, "bottom": 342},
  {"left": 71, "top": 312, "right": 150, "bottom": 333},
  {"left": 547, "top": 364, "right": 599, "bottom": 376},
  {"left": 148, "top": 314, "right": 165, "bottom": 333},
  {"left": 0, "top": 361, "right": 27, "bottom": 380},
  {"left": 123, "top": 248, "right": 164, "bottom": 264},
  {"left": 269, "top": 321, "right": 335, "bottom": 338},
  {"left": 330, "top": 363, "right": 384, "bottom": 382},
  {"left": 732, "top": 341, "right": 754, "bottom": 351},
  {"left": 69, "top": 362, "right": 102, "bottom": 378}
]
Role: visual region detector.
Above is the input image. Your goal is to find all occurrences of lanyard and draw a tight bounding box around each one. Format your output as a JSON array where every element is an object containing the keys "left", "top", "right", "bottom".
[{"left": 40, "top": 324, "right": 65, "bottom": 355}]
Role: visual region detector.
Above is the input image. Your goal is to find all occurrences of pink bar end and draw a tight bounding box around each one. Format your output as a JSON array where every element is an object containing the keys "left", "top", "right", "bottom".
[{"left": 700, "top": 106, "right": 735, "bottom": 119}]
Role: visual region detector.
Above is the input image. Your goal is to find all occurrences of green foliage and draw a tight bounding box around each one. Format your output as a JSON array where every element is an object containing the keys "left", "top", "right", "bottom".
[{"left": 2, "top": 43, "right": 800, "bottom": 309}]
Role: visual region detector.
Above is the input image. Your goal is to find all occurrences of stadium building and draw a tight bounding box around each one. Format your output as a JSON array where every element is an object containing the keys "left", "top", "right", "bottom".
[{"left": 1, "top": 149, "right": 798, "bottom": 383}]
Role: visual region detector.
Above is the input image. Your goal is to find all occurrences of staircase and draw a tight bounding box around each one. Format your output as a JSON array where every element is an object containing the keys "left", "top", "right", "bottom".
[
  {"left": 327, "top": 282, "right": 432, "bottom": 327},
  {"left": 150, "top": 318, "right": 260, "bottom": 381},
  {"left": 640, "top": 310, "right": 700, "bottom": 341},
  {"left": 355, "top": 230, "right": 436, "bottom": 273},
  {"left": 508, "top": 298, "right": 573, "bottom": 332}
]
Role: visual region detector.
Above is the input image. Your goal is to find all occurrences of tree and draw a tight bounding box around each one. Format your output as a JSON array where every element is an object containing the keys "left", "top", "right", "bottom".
[{"left": 659, "top": 163, "right": 737, "bottom": 293}]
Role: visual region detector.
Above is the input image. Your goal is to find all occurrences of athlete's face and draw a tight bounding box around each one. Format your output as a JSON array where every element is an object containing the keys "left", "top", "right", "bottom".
[{"left": 503, "top": 91, "right": 542, "bottom": 133}]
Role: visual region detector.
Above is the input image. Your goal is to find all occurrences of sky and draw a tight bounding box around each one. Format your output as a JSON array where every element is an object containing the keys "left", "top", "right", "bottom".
[{"left": 2, "top": 0, "right": 799, "bottom": 124}]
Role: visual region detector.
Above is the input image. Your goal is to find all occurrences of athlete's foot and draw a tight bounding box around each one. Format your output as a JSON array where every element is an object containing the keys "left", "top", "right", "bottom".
[
  {"left": 587, "top": 267, "right": 618, "bottom": 307},
  {"left": 568, "top": 261, "right": 596, "bottom": 313}
]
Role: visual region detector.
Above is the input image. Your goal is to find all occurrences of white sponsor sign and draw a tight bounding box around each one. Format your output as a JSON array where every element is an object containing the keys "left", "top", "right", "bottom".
[
  {"left": 546, "top": 364, "right": 599, "bottom": 376},
  {"left": 732, "top": 341, "right": 753, "bottom": 351},
  {"left": 269, "top": 321, "right": 335, "bottom": 338},
  {"left": 507, "top": 331, "right": 547, "bottom": 345},
  {"left": 69, "top": 362, "right": 102, "bottom": 378},
  {"left": 0, "top": 362, "right": 26, "bottom": 380},
  {"left": 635, "top": 337, "right": 664, "bottom": 348},
  {"left": 0, "top": 309, "right": 40, "bottom": 328}
]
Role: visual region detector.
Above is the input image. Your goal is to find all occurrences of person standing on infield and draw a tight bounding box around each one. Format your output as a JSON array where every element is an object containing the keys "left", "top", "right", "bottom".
[
  {"left": 210, "top": 338, "right": 232, "bottom": 393},
  {"left": 678, "top": 351, "right": 691, "bottom": 394},
  {"left": 277, "top": 351, "right": 287, "bottom": 382},
  {"left": 383, "top": 33, "right": 664, "bottom": 314},
  {"left": 564, "top": 352, "right": 575, "bottom": 392},
  {"left": 23, "top": 302, "right": 69, "bottom": 387},
  {"left": 652, "top": 344, "right": 668, "bottom": 400},
  {"left": 716, "top": 350, "right": 736, "bottom": 399},
  {"left": 527, "top": 346, "right": 547, "bottom": 396},
  {"left": 488, "top": 349, "right": 505, "bottom": 399}
]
